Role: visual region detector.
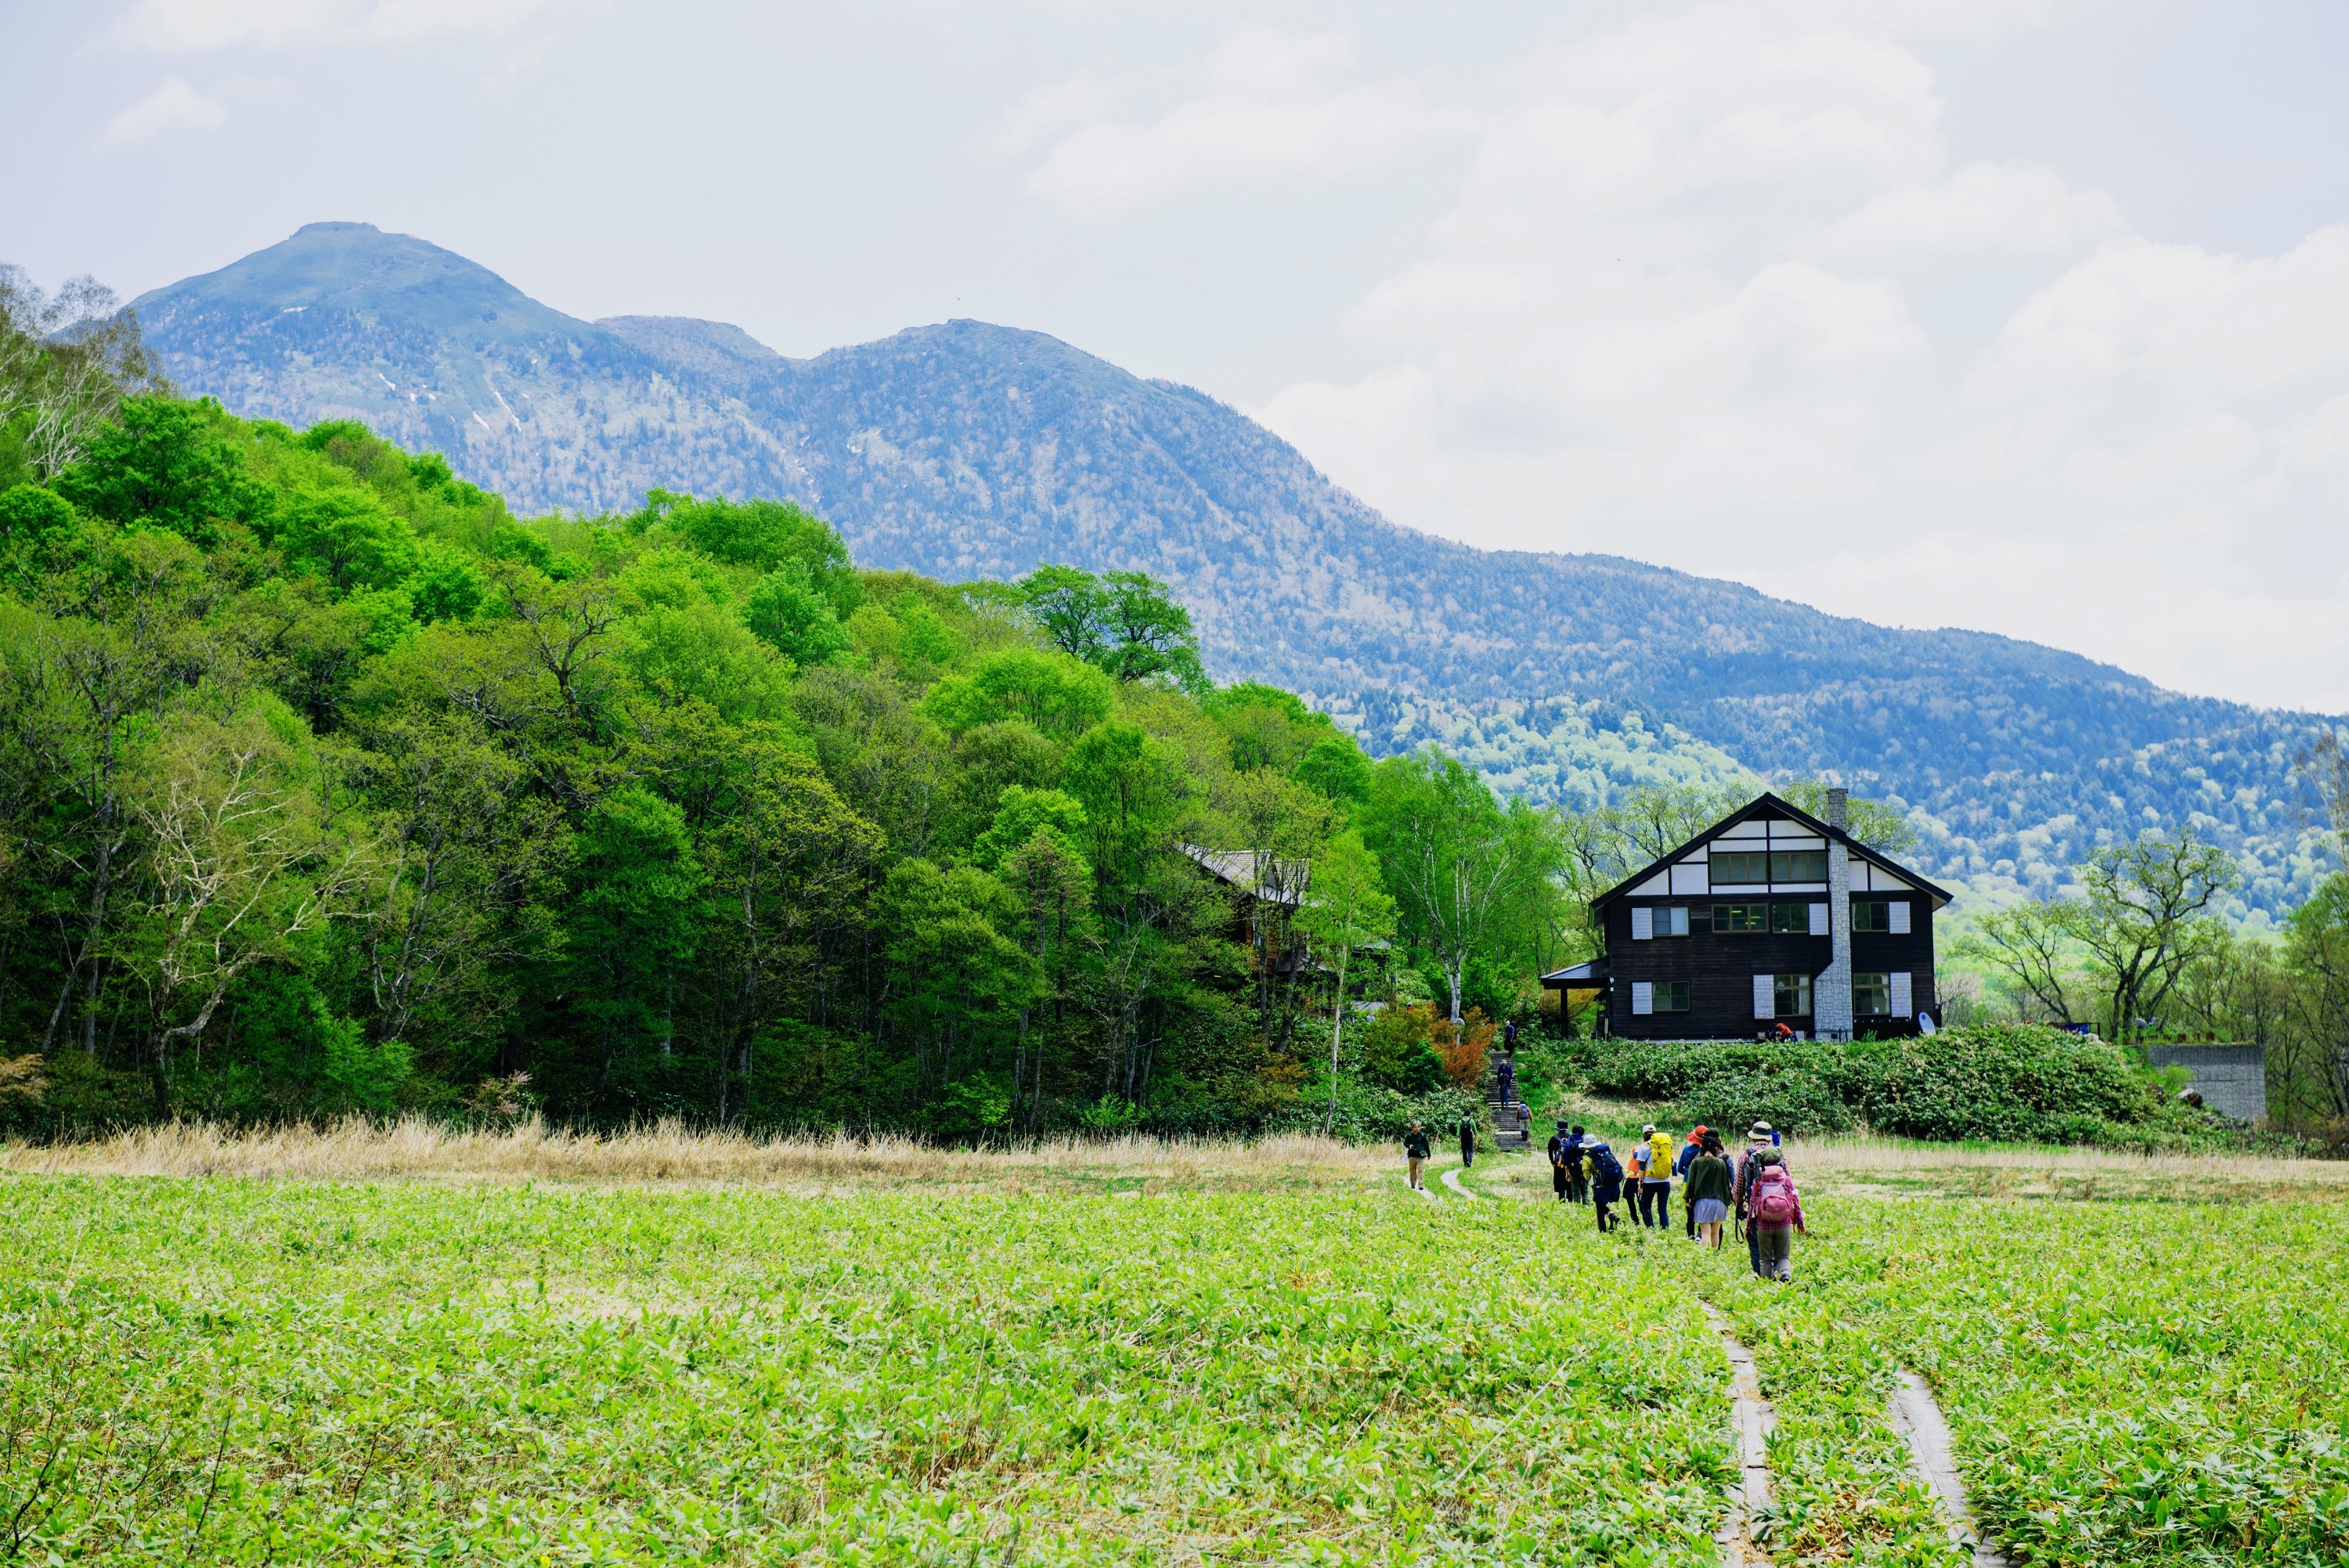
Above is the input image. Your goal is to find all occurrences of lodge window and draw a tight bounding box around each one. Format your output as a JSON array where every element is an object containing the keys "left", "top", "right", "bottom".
[
  {"left": 1853, "top": 971, "right": 1890, "bottom": 1015},
  {"left": 1769, "top": 902, "right": 1809, "bottom": 934},
  {"left": 1716, "top": 903, "right": 1767, "bottom": 932},
  {"left": 1710, "top": 852, "right": 1768, "bottom": 885},
  {"left": 1770, "top": 850, "right": 1828, "bottom": 881},
  {"left": 1654, "top": 979, "right": 1690, "bottom": 1012},
  {"left": 1852, "top": 900, "right": 1889, "bottom": 933},
  {"left": 1773, "top": 973, "right": 1813, "bottom": 1018},
  {"left": 1633, "top": 905, "right": 1694, "bottom": 939}
]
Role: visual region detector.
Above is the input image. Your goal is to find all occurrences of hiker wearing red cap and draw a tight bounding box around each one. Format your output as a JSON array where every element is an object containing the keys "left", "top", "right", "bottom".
[{"left": 1674, "top": 1126, "right": 1708, "bottom": 1238}]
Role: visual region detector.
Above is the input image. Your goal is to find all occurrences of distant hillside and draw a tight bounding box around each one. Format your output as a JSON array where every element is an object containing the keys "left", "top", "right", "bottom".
[{"left": 133, "top": 223, "right": 2344, "bottom": 916}]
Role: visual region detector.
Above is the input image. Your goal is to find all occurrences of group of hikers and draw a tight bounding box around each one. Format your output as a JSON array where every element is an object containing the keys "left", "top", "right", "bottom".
[
  {"left": 1401, "top": 1112, "right": 1809, "bottom": 1281},
  {"left": 1543, "top": 1119, "right": 1806, "bottom": 1279}
]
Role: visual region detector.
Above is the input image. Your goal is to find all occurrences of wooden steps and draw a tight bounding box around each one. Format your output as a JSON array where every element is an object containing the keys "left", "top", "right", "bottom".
[{"left": 1485, "top": 1065, "right": 1532, "bottom": 1148}]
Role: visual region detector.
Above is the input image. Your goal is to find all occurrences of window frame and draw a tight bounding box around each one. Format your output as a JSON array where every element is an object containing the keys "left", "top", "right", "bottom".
[
  {"left": 1653, "top": 979, "right": 1690, "bottom": 1012},
  {"left": 1769, "top": 849, "right": 1828, "bottom": 882},
  {"left": 1709, "top": 851, "right": 1769, "bottom": 885},
  {"left": 1767, "top": 902, "right": 1810, "bottom": 934},
  {"left": 1715, "top": 903, "right": 1768, "bottom": 933},
  {"left": 1851, "top": 899, "right": 1890, "bottom": 933},
  {"left": 1853, "top": 971, "right": 1891, "bottom": 1015},
  {"left": 1772, "top": 972, "right": 1813, "bottom": 1018}
]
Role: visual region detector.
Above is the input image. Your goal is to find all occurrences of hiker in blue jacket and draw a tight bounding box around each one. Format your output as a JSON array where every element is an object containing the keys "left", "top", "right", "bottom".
[{"left": 1584, "top": 1139, "right": 1624, "bottom": 1233}]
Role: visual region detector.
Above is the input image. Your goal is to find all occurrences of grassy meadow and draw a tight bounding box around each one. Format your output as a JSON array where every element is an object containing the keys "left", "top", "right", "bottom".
[{"left": 2, "top": 1126, "right": 2345, "bottom": 1566}]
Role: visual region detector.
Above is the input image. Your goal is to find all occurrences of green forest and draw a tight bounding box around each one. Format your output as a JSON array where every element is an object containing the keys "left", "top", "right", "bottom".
[{"left": 2, "top": 280, "right": 2347, "bottom": 1141}]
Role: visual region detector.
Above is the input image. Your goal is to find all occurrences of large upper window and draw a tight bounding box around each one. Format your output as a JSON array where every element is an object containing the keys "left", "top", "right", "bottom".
[
  {"left": 1852, "top": 900, "right": 1890, "bottom": 933},
  {"left": 1710, "top": 851, "right": 1769, "bottom": 885},
  {"left": 1716, "top": 903, "right": 1768, "bottom": 932},
  {"left": 1769, "top": 903, "right": 1810, "bottom": 934},
  {"left": 1773, "top": 973, "right": 1813, "bottom": 1018},
  {"left": 1710, "top": 848, "right": 1828, "bottom": 883},
  {"left": 1654, "top": 979, "right": 1690, "bottom": 1012},
  {"left": 1853, "top": 972, "right": 1890, "bottom": 1015},
  {"left": 1770, "top": 849, "right": 1828, "bottom": 882}
]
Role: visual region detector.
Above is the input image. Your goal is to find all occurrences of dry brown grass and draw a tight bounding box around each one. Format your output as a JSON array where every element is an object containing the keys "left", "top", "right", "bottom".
[
  {"left": 0, "top": 1116, "right": 1395, "bottom": 1195},
  {"left": 1780, "top": 1133, "right": 2349, "bottom": 1202}
]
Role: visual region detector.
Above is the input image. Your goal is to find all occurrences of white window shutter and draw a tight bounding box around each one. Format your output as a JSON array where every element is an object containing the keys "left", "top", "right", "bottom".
[
  {"left": 1631, "top": 981, "right": 1654, "bottom": 1015},
  {"left": 1889, "top": 901, "right": 1912, "bottom": 935},
  {"left": 1754, "top": 974, "right": 1774, "bottom": 1019},
  {"left": 1631, "top": 907, "right": 1653, "bottom": 940},
  {"left": 1890, "top": 971, "right": 1913, "bottom": 1018},
  {"left": 1809, "top": 903, "right": 1828, "bottom": 935}
]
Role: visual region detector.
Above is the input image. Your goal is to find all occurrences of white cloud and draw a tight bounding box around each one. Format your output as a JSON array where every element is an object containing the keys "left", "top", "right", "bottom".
[
  {"left": 111, "top": 0, "right": 591, "bottom": 51},
  {"left": 100, "top": 76, "right": 226, "bottom": 146},
  {"left": 1817, "top": 161, "right": 2124, "bottom": 263},
  {"left": 1106, "top": 0, "right": 2349, "bottom": 713},
  {"left": 1019, "top": 26, "right": 1479, "bottom": 215}
]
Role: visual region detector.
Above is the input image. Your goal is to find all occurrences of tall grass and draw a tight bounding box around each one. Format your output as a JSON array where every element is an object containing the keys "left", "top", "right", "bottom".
[{"left": 0, "top": 1116, "right": 1395, "bottom": 1190}]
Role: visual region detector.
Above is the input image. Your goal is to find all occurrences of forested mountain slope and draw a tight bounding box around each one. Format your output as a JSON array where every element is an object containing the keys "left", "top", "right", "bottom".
[{"left": 134, "top": 223, "right": 2344, "bottom": 913}]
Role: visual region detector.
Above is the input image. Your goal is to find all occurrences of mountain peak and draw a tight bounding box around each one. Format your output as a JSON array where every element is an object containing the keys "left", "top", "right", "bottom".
[{"left": 131, "top": 222, "right": 570, "bottom": 343}]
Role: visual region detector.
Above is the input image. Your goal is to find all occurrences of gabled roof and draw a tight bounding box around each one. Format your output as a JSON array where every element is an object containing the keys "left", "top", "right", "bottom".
[
  {"left": 1590, "top": 791, "right": 1953, "bottom": 911},
  {"left": 1182, "top": 845, "right": 1312, "bottom": 907}
]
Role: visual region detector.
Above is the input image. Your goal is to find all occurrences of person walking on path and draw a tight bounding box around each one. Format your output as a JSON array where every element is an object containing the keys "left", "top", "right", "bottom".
[
  {"left": 1684, "top": 1131, "right": 1734, "bottom": 1250},
  {"left": 1457, "top": 1113, "right": 1478, "bottom": 1170},
  {"left": 1733, "top": 1122, "right": 1780, "bottom": 1275},
  {"left": 1584, "top": 1138, "right": 1624, "bottom": 1232},
  {"left": 1743, "top": 1148, "right": 1806, "bottom": 1280},
  {"left": 1645, "top": 1124, "right": 1676, "bottom": 1235},
  {"left": 1675, "top": 1126, "right": 1707, "bottom": 1238},
  {"left": 1503, "top": 1018, "right": 1518, "bottom": 1054},
  {"left": 1496, "top": 1051, "right": 1517, "bottom": 1107},
  {"left": 1546, "top": 1120, "right": 1575, "bottom": 1201},
  {"left": 1564, "top": 1125, "right": 1589, "bottom": 1203},
  {"left": 1403, "top": 1122, "right": 1431, "bottom": 1192},
  {"left": 1625, "top": 1130, "right": 1654, "bottom": 1226}
]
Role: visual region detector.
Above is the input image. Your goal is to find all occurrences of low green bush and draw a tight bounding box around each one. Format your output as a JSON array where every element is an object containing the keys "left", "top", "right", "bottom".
[{"left": 1561, "top": 1023, "right": 2263, "bottom": 1148}]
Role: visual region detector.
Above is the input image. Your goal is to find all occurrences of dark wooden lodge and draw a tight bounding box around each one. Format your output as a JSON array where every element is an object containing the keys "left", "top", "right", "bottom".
[{"left": 1544, "top": 790, "right": 1950, "bottom": 1040}]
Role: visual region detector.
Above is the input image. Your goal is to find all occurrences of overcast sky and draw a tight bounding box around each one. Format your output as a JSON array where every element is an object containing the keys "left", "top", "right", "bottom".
[{"left": 5, "top": 0, "right": 2348, "bottom": 714}]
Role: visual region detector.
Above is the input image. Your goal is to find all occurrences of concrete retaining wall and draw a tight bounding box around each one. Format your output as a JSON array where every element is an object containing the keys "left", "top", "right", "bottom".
[{"left": 2145, "top": 1044, "right": 2268, "bottom": 1123}]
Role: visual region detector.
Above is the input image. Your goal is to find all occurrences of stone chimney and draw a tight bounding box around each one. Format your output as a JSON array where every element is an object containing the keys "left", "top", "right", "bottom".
[{"left": 1817, "top": 787, "right": 1853, "bottom": 1040}]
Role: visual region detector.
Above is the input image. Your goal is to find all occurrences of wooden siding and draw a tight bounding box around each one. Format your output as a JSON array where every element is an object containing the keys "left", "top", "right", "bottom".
[{"left": 1605, "top": 897, "right": 1938, "bottom": 1040}]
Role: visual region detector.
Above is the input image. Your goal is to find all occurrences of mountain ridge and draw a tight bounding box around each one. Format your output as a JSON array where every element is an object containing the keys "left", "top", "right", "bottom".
[{"left": 128, "top": 223, "right": 2343, "bottom": 917}]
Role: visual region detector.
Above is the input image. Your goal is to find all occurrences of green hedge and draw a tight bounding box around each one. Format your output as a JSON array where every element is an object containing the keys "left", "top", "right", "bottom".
[{"left": 1561, "top": 1024, "right": 2219, "bottom": 1145}]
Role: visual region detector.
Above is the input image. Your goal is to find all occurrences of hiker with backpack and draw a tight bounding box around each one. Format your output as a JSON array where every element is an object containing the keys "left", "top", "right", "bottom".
[
  {"left": 1684, "top": 1130, "right": 1734, "bottom": 1250},
  {"left": 1564, "top": 1124, "right": 1589, "bottom": 1203},
  {"left": 1583, "top": 1138, "right": 1625, "bottom": 1232},
  {"left": 1675, "top": 1126, "right": 1708, "bottom": 1238},
  {"left": 1403, "top": 1122, "right": 1431, "bottom": 1192},
  {"left": 1644, "top": 1124, "right": 1676, "bottom": 1233},
  {"left": 1457, "top": 1112, "right": 1478, "bottom": 1170},
  {"left": 1742, "top": 1148, "right": 1805, "bottom": 1281},
  {"left": 1624, "top": 1130, "right": 1654, "bottom": 1224},
  {"left": 1734, "top": 1122, "right": 1777, "bottom": 1274},
  {"left": 1546, "top": 1120, "right": 1575, "bottom": 1201}
]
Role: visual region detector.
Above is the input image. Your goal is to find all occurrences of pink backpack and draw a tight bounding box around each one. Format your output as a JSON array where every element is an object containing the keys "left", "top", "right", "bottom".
[{"left": 1751, "top": 1163, "right": 1797, "bottom": 1224}]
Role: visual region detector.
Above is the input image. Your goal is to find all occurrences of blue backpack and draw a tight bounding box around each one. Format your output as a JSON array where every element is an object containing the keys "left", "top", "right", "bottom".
[{"left": 1587, "top": 1144, "right": 1623, "bottom": 1186}]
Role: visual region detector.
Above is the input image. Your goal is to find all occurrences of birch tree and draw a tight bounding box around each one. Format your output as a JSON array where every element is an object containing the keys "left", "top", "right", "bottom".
[{"left": 1293, "top": 831, "right": 1395, "bottom": 1132}]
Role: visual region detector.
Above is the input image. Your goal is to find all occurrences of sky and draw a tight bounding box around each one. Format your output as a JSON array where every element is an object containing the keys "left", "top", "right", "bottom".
[{"left": 4, "top": 0, "right": 2348, "bottom": 715}]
